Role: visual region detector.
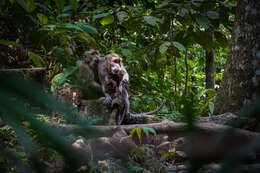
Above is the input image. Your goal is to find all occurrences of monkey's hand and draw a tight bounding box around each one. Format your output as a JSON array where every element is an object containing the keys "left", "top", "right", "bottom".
[
  {"left": 104, "top": 94, "right": 112, "bottom": 105},
  {"left": 121, "top": 79, "right": 129, "bottom": 86}
]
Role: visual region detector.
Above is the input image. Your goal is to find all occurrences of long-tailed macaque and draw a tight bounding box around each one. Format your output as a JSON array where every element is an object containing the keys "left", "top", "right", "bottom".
[
  {"left": 98, "top": 53, "right": 133, "bottom": 119},
  {"left": 79, "top": 49, "right": 103, "bottom": 98}
]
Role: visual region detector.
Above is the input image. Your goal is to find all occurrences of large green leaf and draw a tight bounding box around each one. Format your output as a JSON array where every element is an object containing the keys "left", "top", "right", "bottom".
[
  {"left": 93, "top": 13, "right": 109, "bottom": 19},
  {"left": 78, "top": 22, "right": 98, "bottom": 35},
  {"left": 172, "top": 41, "right": 186, "bottom": 52},
  {"left": 159, "top": 41, "right": 171, "bottom": 53},
  {"left": 144, "top": 16, "right": 161, "bottom": 26},
  {"left": 100, "top": 15, "right": 114, "bottom": 25},
  {"left": 28, "top": 52, "right": 44, "bottom": 67}
]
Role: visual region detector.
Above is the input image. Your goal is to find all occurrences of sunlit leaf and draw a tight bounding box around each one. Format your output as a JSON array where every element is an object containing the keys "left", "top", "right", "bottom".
[
  {"left": 37, "top": 13, "right": 48, "bottom": 25},
  {"left": 26, "top": 0, "right": 36, "bottom": 12},
  {"left": 28, "top": 52, "right": 44, "bottom": 67},
  {"left": 100, "top": 15, "right": 114, "bottom": 25},
  {"left": 130, "top": 128, "right": 142, "bottom": 140}
]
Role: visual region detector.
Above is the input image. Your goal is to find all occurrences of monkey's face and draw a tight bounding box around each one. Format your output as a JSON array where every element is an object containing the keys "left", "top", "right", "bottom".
[
  {"left": 84, "top": 49, "right": 100, "bottom": 67},
  {"left": 109, "top": 56, "right": 122, "bottom": 75}
]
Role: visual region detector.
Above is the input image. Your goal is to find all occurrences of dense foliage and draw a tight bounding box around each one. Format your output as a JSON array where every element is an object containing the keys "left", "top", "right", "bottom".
[
  {"left": 0, "top": 0, "right": 235, "bottom": 117},
  {"left": 0, "top": 0, "right": 238, "bottom": 172}
]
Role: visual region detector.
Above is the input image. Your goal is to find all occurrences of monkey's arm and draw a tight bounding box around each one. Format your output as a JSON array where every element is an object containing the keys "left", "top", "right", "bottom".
[
  {"left": 100, "top": 75, "right": 112, "bottom": 105},
  {"left": 121, "top": 67, "right": 129, "bottom": 84}
]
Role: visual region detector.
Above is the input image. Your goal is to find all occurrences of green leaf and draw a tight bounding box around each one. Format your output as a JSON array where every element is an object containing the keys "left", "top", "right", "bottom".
[
  {"left": 78, "top": 22, "right": 98, "bottom": 35},
  {"left": 26, "top": 0, "right": 36, "bottom": 12},
  {"left": 143, "top": 127, "right": 157, "bottom": 137},
  {"left": 129, "top": 128, "right": 142, "bottom": 140},
  {"left": 0, "top": 39, "right": 20, "bottom": 47},
  {"left": 206, "top": 89, "right": 216, "bottom": 97},
  {"left": 157, "top": 141, "right": 170, "bottom": 148},
  {"left": 159, "top": 41, "right": 171, "bottom": 53},
  {"left": 58, "top": 63, "right": 80, "bottom": 85},
  {"left": 158, "top": 0, "right": 170, "bottom": 8},
  {"left": 195, "top": 89, "right": 207, "bottom": 100},
  {"left": 28, "top": 52, "right": 44, "bottom": 67},
  {"left": 144, "top": 16, "right": 160, "bottom": 26},
  {"left": 172, "top": 41, "right": 186, "bottom": 52},
  {"left": 196, "top": 15, "right": 211, "bottom": 29},
  {"left": 69, "top": 0, "right": 78, "bottom": 12},
  {"left": 9, "top": 0, "right": 15, "bottom": 4},
  {"left": 37, "top": 13, "right": 48, "bottom": 25},
  {"left": 209, "top": 101, "right": 214, "bottom": 115},
  {"left": 117, "top": 11, "right": 128, "bottom": 22},
  {"left": 93, "top": 13, "right": 109, "bottom": 19},
  {"left": 100, "top": 15, "right": 114, "bottom": 25},
  {"left": 64, "top": 23, "right": 84, "bottom": 32},
  {"left": 16, "top": 0, "right": 29, "bottom": 12},
  {"left": 207, "top": 11, "right": 219, "bottom": 19}
]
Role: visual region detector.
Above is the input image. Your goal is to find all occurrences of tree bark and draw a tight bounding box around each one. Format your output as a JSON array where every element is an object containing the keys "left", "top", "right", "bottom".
[
  {"left": 214, "top": 0, "right": 260, "bottom": 114},
  {"left": 205, "top": 49, "right": 215, "bottom": 89}
]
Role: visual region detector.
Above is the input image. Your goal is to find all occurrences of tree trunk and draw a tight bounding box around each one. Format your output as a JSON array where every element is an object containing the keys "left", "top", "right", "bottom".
[
  {"left": 205, "top": 49, "right": 215, "bottom": 89},
  {"left": 214, "top": 0, "right": 260, "bottom": 114}
]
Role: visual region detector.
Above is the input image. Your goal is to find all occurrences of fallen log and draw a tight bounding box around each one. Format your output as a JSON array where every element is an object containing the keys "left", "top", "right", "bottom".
[{"left": 55, "top": 120, "right": 260, "bottom": 161}]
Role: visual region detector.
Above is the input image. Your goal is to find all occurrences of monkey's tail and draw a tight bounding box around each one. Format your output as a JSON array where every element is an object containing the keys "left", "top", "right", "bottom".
[{"left": 134, "top": 99, "right": 166, "bottom": 116}]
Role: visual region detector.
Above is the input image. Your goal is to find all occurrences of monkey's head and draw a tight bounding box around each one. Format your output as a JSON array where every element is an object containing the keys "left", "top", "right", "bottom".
[
  {"left": 83, "top": 49, "right": 100, "bottom": 67},
  {"left": 105, "top": 53, "right": 123, "bottom": 75}
]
